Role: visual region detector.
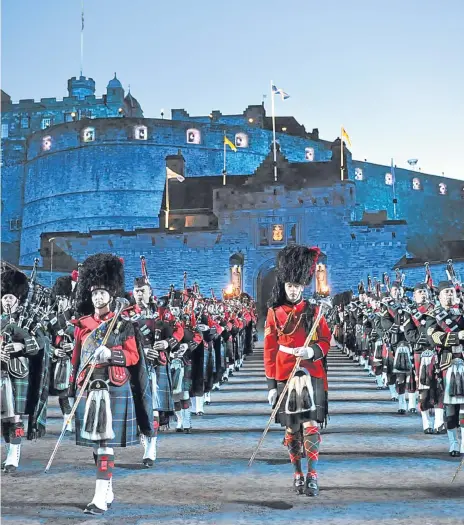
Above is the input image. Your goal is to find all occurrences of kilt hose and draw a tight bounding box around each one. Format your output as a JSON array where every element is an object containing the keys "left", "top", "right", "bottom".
[
  {"left": 275, "top": 376, "right": 327, "bottom": 430},
  {"left": 75, "top": 380, "right": 138, "bottom": 448}
]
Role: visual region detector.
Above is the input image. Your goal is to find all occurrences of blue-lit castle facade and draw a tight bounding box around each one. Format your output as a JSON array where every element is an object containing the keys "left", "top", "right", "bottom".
[{"left": 2, "top": 74, "right": 463, "bottom": 310}]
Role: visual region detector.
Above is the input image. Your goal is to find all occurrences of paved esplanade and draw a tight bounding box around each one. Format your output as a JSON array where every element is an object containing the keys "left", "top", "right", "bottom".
[{"left": 2, "top": 344, "right": 463, "bottom": 524}]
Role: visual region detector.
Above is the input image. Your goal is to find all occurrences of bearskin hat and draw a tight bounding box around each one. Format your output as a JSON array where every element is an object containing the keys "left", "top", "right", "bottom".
[
  {"left": 134, "top": 276, "right": 150, "bottom": 288},
  {"left": 437, "top": 280, "right": 454, "bottom": 294},
  {"left": 268, "top": 245, "right": 320, "bottom": 308},
  {"left": 75, "top": 253, "right": 125, "bottom": 316},
  {"left": 52, "top": 276, "right": 73, "bottom": 298},
  {"left": 276, "top": 245, "right": 320, "bottom": 286},
  {"left": 0, "top": 268, "right": 29, "bottom": 302}
]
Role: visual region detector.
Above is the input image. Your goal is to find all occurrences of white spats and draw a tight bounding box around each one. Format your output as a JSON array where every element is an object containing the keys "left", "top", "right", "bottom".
[
  {"left": 196, "top": 396, "right": 204, "bottom": 414},
  {"left": 447, "top": 429, "right": 459, "bottom": 454},
  {"left": 398, "top": 394, "right": 407, "bottom": 411},
  {"left": 421, "top": 410, "right": 432, "bottom": 431},
  {"left": 204, "top": 392, "right": 211, "bottom": 404},
  {"left": 434, "top": 408, "right": 444, "bottom": 430},
  {"left": 142, "top": 436, "right": 157, "bottom": 461},
  {"left": 407, "top": 392, "right": 417, "bottom": 411},
  {"left": 375, "top": 375, "right": 384, "bottom": 388},
  {"left": 460, "top": 427, "right": 464, "bottom": 454},
  {"left": 4, "top": 443, "right": 20, "bottom": 468},
  {"left": 182, "top": 408, "right": 191, "bottom": 429},
  {"left": 190, "top": 396, "right": 197, "bottom": 413},
  {"left": 388, "top": 384, "right": 397, "bottom": 399},
  {"left": 175, "top": 410, "right": 183, "bottom": 430},
  {"left": 88, "top": 447, "right": 114, "bottom": 513}
]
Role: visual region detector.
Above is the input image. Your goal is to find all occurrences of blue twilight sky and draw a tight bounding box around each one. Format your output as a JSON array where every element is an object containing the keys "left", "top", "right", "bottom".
[{"left": 2, "top": 0, "right": 463, "bottom": 179}]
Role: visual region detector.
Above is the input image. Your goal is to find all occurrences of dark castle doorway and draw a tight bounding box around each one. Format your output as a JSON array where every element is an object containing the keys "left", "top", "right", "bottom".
[{"left": 257, "top": 266, "right": 276, "bottom": 327}]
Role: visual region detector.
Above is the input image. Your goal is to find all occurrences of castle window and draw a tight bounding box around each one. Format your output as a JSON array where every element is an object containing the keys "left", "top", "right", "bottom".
[
  {"left": 271, "top": 224, "right": 285, "bottom": 244},
  {"left": 354, "top": 167, "right": 363, "bottom": 180},
  {"left": 412, "top": 177, "right": 421, "bottom": 190},
  {"left": 64, "top": 112, "right": 74, "bottom": 123},
  {"left": 305, "top": 147, "right": 314, "bottom": 161},
  {"left": 288, "top": 223, "right": 297, "bottom": 244},
  {"left": 1, "top": 123, "right": 9, "bottom": 138},
  {"left": 134, "top": 125, "right": 147, "bottom": 140},
  {"left": 20, "top": 116, "right": 30, "bottom": 129},
  {"left": 438, "top": 182, "right": 447, "bottom": 195},
  {"left": 82, "top": 127, "right": 95, "bottom": 142},
  {"left": 385, "top": 172, "right": 393, "bottom": 185},
  {"left": 186, "top": 128, "right": 201, "bottom": 144},
  {"left": 42, "top": 136, "right": 52, "bottom": 151},
  {"left": 41, "top": 118, "right": 52, "bottom": 130},
  {"left": 9, "top": 218, "right": 21, "bottom": 231},
  {"left": 235, "top": 133, "right": 248, "bottom": 148},
  {"left": 259, "top": 226, "right": 269, "bottom": 246},
  {"left": 315, "top": 263, "right": 329, "bottom": 296}
]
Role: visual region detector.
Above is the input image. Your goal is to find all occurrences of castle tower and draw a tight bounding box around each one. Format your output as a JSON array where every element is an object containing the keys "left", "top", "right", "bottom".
[
  {"left": 67, "top": 75, "right": 96, "bottom": 100},
  {"left": 106, "top": 73, "right": 125, "bottom": 103}
]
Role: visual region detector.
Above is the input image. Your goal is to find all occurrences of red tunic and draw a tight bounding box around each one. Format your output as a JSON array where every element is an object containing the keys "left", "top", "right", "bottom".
[
  {"left": 71, "top": 312, "right": 139, "bottom": 383},
  {"left": 264, "top": 301, "right": 331, "bottom": 388}
]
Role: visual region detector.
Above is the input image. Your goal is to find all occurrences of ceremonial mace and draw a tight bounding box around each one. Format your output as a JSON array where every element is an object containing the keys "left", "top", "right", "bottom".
[
  {"left": 248, "top": 297, "right": 331, "bottom": 467},
  {"left": 44, "top": 297, "right": 129, "bottom": 473}
]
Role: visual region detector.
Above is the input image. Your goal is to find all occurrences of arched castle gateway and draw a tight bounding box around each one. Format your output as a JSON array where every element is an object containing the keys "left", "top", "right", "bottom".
[{"left": 1, "top": 74, "right": 463, "bottom": 299}]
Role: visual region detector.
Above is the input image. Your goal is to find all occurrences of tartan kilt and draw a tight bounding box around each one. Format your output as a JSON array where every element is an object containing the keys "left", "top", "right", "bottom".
[
  {"left": 48, "top": 359, "right": 70, "bottom": 398},
  {"left": 75, "top": 380, "right": 138, "bottom": 447},
  {"left": 153, "top": 364, "right": 174, "bottom": 413},
  {"left": 11, "top": 375, "right": 30, "bottom": 415},
  {"left": 182, "top": 359, "right": 192, "bottom": 394},
  {"left": 275, "top": 376, "right": 327, "bottom": 429}
]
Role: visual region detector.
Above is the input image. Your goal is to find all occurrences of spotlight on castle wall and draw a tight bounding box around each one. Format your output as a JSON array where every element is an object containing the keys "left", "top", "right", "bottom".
[
  {"left": 282, "top": 127, "right": 287, "bottom": 132},
  {"left": 248, "top": 118, "right": 254, "bottom": 123}
]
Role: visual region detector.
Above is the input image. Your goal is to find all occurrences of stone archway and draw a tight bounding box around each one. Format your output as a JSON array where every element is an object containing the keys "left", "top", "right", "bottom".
[{"left": 256, "top": 261, "right": 276, "bottom": 326}]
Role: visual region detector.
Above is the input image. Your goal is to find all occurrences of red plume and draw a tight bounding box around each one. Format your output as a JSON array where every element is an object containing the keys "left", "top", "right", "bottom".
[{"left": 71, "top": 270, "right": 79, "bottom": 282}]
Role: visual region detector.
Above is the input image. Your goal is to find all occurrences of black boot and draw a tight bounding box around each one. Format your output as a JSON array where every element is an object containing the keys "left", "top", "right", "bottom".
[
  {"left": 305, "top": 475, "right": 319, "bottom": 497},
  {"left": 293, "top": 474, "right": 305, "bottom": 495}
]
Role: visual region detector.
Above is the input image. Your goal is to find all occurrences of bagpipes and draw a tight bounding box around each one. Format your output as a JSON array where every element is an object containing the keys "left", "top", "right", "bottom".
[{"left": 446, "top": 259, "right": 462, "bottom": 291}]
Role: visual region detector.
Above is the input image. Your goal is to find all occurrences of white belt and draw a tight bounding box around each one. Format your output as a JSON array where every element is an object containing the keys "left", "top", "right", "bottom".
[{"left": 278, "top": 345, "right": 298, "bottom": 356}]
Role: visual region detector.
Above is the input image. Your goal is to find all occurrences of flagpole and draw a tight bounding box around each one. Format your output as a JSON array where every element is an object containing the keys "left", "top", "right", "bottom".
[
  {"left": 340, "top": 126, "right": 344, "bottom": 181},
  {"left": 271, "top": 80, "right": 277, "bottom": 182},
  {"left": 391, "top": 158, "right": 397, "bottom": 219},
  {"left": 223, "top": 132, "right": 227, "bottom": 186},
  {"left": 80, "top": 0, "right": 84, "bottom": 76},
  {"left": 165, "top": 171, "right": 170, "bottom": 229}
]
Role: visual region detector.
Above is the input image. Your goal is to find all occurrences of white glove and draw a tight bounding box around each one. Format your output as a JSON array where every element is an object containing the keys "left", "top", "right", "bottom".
[
  {"left": 293, "top": 346, "right": 315, "bottom": 360},
  {"left": 268, "top": 388, "right": 277, "bottom": 406},
  {"left": 54, "top": 347, "right": 67, "bottom": 358},
  {"left": 94, "top": 345, "right": 111, "bottom": 363},
  {"left": 153, "top": 340, "right": 169, "bottom": 352}
]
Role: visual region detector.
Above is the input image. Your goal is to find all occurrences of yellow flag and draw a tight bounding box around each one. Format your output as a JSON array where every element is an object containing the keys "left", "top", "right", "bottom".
[
  {"left": 341, "top": 127, "right": 352, "bottom": 147},
  {"left": 224, "top": 136, "right": 237, "bottom": 152}
]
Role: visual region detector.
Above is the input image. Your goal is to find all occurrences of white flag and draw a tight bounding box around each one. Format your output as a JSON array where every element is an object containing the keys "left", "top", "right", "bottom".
[{"left": 166, "top": 166, "right": 185, "bottom": 182}]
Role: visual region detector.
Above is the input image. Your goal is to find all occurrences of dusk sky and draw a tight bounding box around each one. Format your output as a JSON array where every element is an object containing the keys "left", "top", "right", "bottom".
[{"left": 2, "top": 0, "right": 463, "bottom": 180}]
